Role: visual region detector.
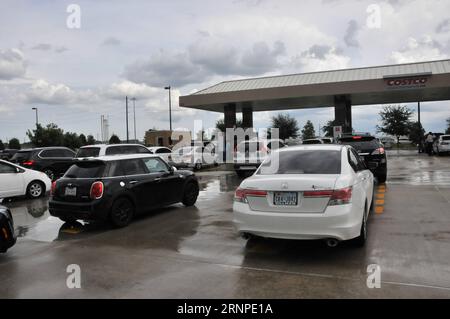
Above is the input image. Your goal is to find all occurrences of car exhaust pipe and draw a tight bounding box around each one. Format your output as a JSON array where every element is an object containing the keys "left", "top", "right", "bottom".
[{"left": 325, "top": 238, "right": 339, "bottom": 248}]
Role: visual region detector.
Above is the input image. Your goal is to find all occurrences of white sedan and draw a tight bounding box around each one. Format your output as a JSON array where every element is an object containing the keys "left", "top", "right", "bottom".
[
  {"left": 0, "top": 159, "right": 52, "bottom": 199},
  {"left": 233, "top": 145, "right": 374, "bottom": 247}
]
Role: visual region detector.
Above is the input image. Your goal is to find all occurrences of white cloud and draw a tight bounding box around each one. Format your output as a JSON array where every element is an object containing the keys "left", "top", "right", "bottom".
[
  {"left": 0, "top": 48, "right": 26, "bottom": 80},
  {"left": 390, "top": 36, "right": 448, "bottom": 63}
]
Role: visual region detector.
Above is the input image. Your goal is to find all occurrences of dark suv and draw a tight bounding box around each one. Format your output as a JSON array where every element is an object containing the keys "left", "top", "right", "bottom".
[
  {"left": 338, "top": 134, "right": 387, "bottom": 183},
  {"left": 0, "top": 149, "right": 19, "bottom": 161},
  {"left": 10, "top": 147, "right": 76, "bottom": 180},
  {"left": 49, "top": 154, "right": 199, "bottom": 227}
]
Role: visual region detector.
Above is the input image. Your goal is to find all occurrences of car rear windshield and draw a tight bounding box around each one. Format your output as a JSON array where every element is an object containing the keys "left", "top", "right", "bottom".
[
  {"left": 338, "top": 136, "right": 379, "bottom": 150},
  {"left": 11, "top": 151, "right": 32, "bottom": 161},
  {"left": 76, "top": 147, "right": 100, "bottom": 158},
  {"left": 258, "top": 150, "right": 341, "bottom": 175},
  {"left": 237, "top": 142, "right": 261, "bottom": 152},
  {"left": 64, "top": 162, "right": 106, "bottom": 178},
  {"left": 442, "top": 136, "right": 450, "bottom": 141},
  {"left": 303, "top": 140, "right": 321, "bottom": 144}
]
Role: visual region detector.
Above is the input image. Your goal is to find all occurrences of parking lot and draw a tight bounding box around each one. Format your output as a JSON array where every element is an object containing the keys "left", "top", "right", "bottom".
[{"left": 1, "top": 150, "right": 450, "bottom": 298}]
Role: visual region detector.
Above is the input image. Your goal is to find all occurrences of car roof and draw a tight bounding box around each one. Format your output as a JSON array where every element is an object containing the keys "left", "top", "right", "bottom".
[
  {"left": 147, "top": 146, "right": 170, "bottom": 150},
  {"left": 75, "top": 153, "right": 160, "bottom": 162},
  {"left": 79, "top": 144, "right": 146, "bottom": 149},
  {"left": 17, "top": 147, "right": 71, "bottom": 152},
  {"left": 278, "top": 145, "right": 345, "bottom": 152}
]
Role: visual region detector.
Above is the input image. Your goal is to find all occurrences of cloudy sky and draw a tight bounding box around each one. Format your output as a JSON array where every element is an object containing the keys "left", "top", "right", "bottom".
[{"left": 1, "top": 0, "right": 450, "bottom": 143}]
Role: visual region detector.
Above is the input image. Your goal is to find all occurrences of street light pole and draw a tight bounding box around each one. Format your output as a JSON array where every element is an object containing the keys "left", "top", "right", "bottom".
[
  {"left": 125, "top": 96, "right": 129, "bottom": 143},
  {"left": 131, "top": 97, "right": 137, "bottom": 142},
  {"left": 164, "top": 86, "right": 172, "bottom": 132},
  {"left": 418, "top": 101, "right": 421, "bottom": 125},
  {"left": 32, "top": 107, "right": 38, "bottom": 128}
]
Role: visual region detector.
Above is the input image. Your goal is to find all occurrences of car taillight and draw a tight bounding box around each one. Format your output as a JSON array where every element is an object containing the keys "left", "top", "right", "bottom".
[
  {"left": 303, "top": 187, "right": 352, "bottom": 205},
  {"left": 329, "top": 187, "right": 352, "bottom": 205},
  {"left": 90, "top": 181, "right": 104, "bottom": 200},
  {"left": 22, "top": 160, "right": 35, "bottom": 166},
  {"left": 234, "top": 188, "right": 267, "bottom": 203},
  {"left": 371, "top": 147, "right": 385, "bottom": 155},
  {"left": 51, "top": 181, "right": 56, "bottom": 196}
]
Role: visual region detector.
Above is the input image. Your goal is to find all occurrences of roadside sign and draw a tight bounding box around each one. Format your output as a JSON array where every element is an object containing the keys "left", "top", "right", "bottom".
[{"left": 333, "top": 126, "right": 342, "bottom": 139}]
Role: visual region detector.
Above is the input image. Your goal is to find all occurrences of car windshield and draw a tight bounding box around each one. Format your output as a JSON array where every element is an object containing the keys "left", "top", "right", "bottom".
[
  {"left": 64, "top": 161, "right": 106, "bottom": 178},
  {"left": 338, "top": 136, "right": 379, "bottom": 150},
  {"left": 257, "top": 150, "right": 341, "bottom": 175},
  {"left": 76, "top": 147, "right": 100, "bottom": 158},
  {"left": 11, "top": 151, "right": 32, "bottom": 161}
]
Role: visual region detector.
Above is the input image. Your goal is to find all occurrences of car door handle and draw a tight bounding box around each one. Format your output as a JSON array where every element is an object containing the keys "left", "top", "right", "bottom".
[{"left": 129, "top": 180, "right": 139, "bottom": 185}]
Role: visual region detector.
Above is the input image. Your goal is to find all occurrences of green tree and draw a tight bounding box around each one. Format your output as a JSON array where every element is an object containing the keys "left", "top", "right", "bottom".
[
  {"left": 27, "top": 123, "right": 65, "bottom": 147},
  {"left": 301, "top": 120, "right": 316, "bottom": 140},
  {"left": 215, "top": 118, "right": 243, "bottom": 132},
  {"left": 63, "top": 132, "right": 82, "bottom": 150},
  {"left": 376, "top": 105, "right": 413, "bottom": 146},
  {"left": 109, "top": 134, "right": 121, "bottom": 144},
  {"left": 86, "top": 135, "right": 96, "bottom": 145},
  {"left": 0, "top": 140, "right": 4, "bottom": 151},
  {"left": 270, "top": 114, "right": 299, "bottom": 140},
  {"left": 446, "top": 118, "right": 450, "bottom": 135},
  {"left": 8, "top": 138, "right": 21, "bottom": 150},
  {"left": 322, "top": 120, "right": 337, "bottom": 137},
  {"left": 79, "top": 134, "right": 87, "bottom": 146},
  {"left": 408, "top": 122, "right": 425, "bottom": 145}
]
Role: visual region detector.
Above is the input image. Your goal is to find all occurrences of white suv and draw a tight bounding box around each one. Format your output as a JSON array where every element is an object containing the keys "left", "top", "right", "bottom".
[
  {"left": 75, "top": 144, "right": 151, "bottom": 158},
  {"left": 433, "top": 135, "right": 450, "bottom": 156}
]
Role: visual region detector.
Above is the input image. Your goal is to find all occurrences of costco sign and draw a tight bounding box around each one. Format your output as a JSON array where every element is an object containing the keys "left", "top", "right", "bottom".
[{"left": 385, "top": 77, "right": 429, "bottom": 90}]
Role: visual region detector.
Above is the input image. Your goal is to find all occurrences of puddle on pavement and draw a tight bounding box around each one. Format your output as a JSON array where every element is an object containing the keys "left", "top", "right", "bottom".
[{"left": 1, "top": 197, "right": 105, "bottom": 243}]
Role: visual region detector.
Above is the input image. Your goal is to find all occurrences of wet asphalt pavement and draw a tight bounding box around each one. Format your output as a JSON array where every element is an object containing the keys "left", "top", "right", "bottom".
[{"left": 1, "top": 150, "right": 450, "bottom": 298}]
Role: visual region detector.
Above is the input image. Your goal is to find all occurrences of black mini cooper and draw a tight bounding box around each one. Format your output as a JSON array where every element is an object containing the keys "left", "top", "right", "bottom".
[{"left": 49, "top": 154, "right": 200, "bottom": 227}]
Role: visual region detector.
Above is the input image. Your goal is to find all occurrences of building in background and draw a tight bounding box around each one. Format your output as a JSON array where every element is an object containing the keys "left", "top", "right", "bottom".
[{"left": 145, "top": 130, "right": 191, "bottom": 148}]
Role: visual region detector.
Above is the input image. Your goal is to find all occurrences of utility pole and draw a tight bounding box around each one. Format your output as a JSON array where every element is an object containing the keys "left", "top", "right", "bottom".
[
  {"left": 101, "top": 115, "right": 104, "bottom": 142},
  {"left": 131, "top": 97, "right": 137, "bottom": 142},
  {"left": 126, "top": 96, "right": 129, "bottom": 143}
]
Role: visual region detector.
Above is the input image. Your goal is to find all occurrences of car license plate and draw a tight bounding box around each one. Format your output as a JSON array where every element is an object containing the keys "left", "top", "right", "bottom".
[
  {"left": 273, "top": 192, "right": 298, "bottom": 206},
  {"left": 65, "top": 187, "right": 77, "bottom": 197}
]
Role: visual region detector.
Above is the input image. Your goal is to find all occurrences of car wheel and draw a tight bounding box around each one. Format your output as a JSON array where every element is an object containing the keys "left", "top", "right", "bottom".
[
  {"left": 26, "top": 181, "right": 44, "bottom": 199},
  {"left": 59, "top": 216, "right": 77, "bottom": 223},
  {"left": 110, "top": 197, "right": 134, "bottom": 228},
  {"left": 377, "top": 173, "right": 387, "bottom": 184},
  {"left": 354, "top": 208, "right": 368, "bottom": 247},
  {"left": 44, "top": 169, "right": 55, "bottom": 181},
  {"left": 182, "top": 182, "right": 199, "bottom": 206},
  {"left": 194, "top": 162, "right": 202, "bottom": 171}
]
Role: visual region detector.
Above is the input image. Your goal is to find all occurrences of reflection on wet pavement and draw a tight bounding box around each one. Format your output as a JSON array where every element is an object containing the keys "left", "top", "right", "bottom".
[{"left": 387, "top": 150, "right": 450, "bottom": 186}]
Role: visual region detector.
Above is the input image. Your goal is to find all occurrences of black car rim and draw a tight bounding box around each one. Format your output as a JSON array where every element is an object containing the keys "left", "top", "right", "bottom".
[{"left": 113, "top": 200, "right": 132, "bottom": 223}]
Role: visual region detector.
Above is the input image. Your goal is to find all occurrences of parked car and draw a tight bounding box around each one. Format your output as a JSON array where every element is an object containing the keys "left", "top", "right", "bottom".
[
  {"left": 147, "top": 146, "right": 173, "bottom": 164},
  {"left": 172, "top": 145, "right": 218, "bottom": 170},
  {"left": 0, "top": 149, "right": 19, "bottom": 161},
  {"left": 0, "top": 205, "right": 16, "bottom": 253},
  {"left": 234, "top": 139, "right": 286, "bottom": 177},
  {"left": 75, "top": 144, "right": 151, "bottom": 158},
  {"left": 233, "top": 145, "right": 374, "bottom": 247},
  {"left": 0, "top": 159, "right": 52, "bottom": 199},
  {"left": 337, "top": 134, "right": 387, "bottom": 183},
  {"left": 10, "top": 147, "right": 75, "bottom": 180},
  {"left": 302, "top": 138, "right": 324, "bottom": 145},
  {"left": 49, "top": 154, "right": 200, "bottom": 227},
  {"left": 433, "top": 134, "right": 450, "bottom": 156}
]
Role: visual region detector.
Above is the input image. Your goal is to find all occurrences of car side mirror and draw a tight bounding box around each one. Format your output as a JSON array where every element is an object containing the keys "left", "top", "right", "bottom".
[
  {"left": 171, "top": 166, "right": 177, "bottom": 172},
  {"left": 367, "top": 162, "right": 378, "bottom": 170}
]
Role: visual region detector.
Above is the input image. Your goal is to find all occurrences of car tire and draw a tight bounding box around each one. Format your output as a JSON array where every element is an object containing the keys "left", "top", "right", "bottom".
[
  {"left": 182, "top": 181, "right": 199, "bottom": 207},
  {"left": 109, "top": 197, "right": 134, "bottom": 228},
  {"left": 194, "top": 162, "right": 202, "bottom": 171},
  {"left": 26, "top": 181, "right": 45, "bottom": 199},
  {"left": 236, "top": 170, "right": 246, "bottom": 178},
  {"left": 354, "top": 207, "right": 368, "bottom": 247},
  {"left": 377, "top": 173, "right": 387, "bottom": 184},
  {"left": 44, "top": 169, "right": 55, "bottom": 181},
  {"left": 59, "top": 216, "right": 77, "bottom": 223}
]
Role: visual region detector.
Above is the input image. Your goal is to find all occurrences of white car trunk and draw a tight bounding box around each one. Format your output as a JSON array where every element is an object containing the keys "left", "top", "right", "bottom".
[{"left": 242, "top": 175, "right": 340, "bottom": 213}]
